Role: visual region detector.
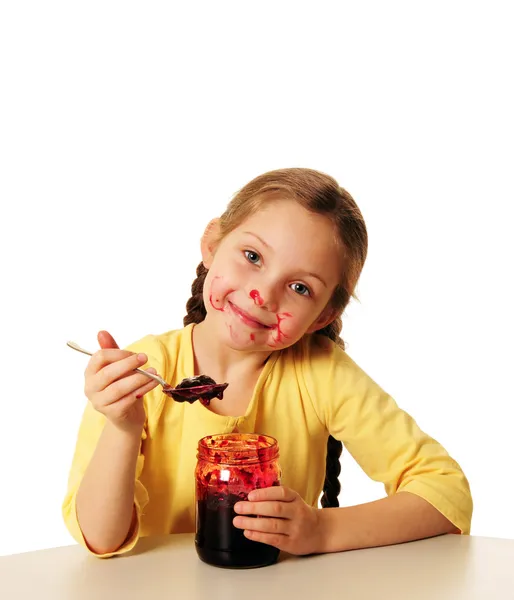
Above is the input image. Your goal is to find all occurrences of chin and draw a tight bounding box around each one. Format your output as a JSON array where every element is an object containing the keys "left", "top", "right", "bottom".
[
  {"left": 223, "top": 324, "right": 258, "bottom": 350},
  {"left": 224, "top": 324, "right": 295, "bottom": 353}
]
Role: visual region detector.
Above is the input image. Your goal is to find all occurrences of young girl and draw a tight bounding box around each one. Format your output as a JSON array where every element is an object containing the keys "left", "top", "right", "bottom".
[{"left": 63, "top": 168, "right": 472, "bottom": 558}]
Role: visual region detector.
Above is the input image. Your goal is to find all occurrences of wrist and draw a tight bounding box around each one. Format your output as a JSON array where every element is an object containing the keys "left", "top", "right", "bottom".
[
  {"left": 105, "top": 420, "right": 144, "bottom": 444},
  {"left": 316, "top": 507, "right": 346, "bottom": 554}
]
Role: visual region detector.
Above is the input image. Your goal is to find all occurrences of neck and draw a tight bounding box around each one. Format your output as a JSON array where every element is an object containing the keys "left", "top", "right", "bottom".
[{"left": 192, "top": 318, "right": 273, "bottom": 383}]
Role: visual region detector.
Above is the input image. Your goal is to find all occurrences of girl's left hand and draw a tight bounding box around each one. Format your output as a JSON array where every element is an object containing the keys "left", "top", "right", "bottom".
[{"left": 233, "top": 486, "right": 325, "bottom": 555}]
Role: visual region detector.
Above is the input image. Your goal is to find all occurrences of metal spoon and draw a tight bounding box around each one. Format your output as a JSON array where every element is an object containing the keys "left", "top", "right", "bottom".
[{"left": 66, "top": 341, "right": 169, "bottom": 388}]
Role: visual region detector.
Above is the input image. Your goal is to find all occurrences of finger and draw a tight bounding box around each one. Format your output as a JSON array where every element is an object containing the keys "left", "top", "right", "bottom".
[
  {"left": 233, "top": 515, "right": 289, "bottom": 535},
  {"left": 247, "top": 486, "right": 298, "bottom": 503},
  {"left": 92, "top": 352, "right": 149, "bottom": 389},
  {"left": 234, "top": 500, "right": 293, "bottom": 519},
  {"left": 135, "top": 374, "right": 161, "bottom": 399},
  {"left": 100, "top": 366, "right": 158, "bottom": 387},
  {"left": 100, "top": 371, "right": 159, "bottom": 406},
  {"left": 97, "top": 330, "right": 120, "bottom": 349},
  {"left": 243, "top": 529, "right": 287, "bottom": 550},
  {"left": 104, "top": 369, "right": 160, "bottom": 408},
  {"left": 85, "top": 348, "right": 138, "bottom": 377},
  {"left": 105, "top": 393, "right": 144, "bottom": 419}
]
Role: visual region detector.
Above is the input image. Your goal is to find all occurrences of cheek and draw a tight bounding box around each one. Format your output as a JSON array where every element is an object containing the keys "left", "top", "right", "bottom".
[
  {"left": 272, "top": 305, "right": 316, "bottom": 341},
  {"left": 206, "top": 257, "right": 250, "bottom": 302},
  {"left": 267, "top": 312, "right": 296, "bottom": 345},
  {"left": 206, "top": 275, "right": 230, "bottom": 311}
]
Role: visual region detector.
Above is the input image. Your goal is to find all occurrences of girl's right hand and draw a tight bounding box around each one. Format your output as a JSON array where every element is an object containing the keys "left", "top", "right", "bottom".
[{"left": 83, "top": 330, "right": 160, "bottom": 432}]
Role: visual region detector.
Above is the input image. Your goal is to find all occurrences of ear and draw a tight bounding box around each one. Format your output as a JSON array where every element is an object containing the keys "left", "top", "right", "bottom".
[
  {"left": 201, "top": 218, "right": 221, "bottom": 269},
  {"left": 306, "top": 304, "right": 338, "bottom": 334}
]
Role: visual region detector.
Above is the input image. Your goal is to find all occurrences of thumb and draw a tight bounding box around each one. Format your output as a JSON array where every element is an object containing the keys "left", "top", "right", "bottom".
[{"left": 97, "top": 330, "right": 120, "bottom": 350}]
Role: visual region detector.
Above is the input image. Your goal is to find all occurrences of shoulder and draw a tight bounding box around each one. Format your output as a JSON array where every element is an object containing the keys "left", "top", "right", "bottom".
[
  {"left": 291, "top": 333, "right": 386, "bottom": 422},
  {"left": 293, "top": 333, "right": 363, "bottom": 380}
]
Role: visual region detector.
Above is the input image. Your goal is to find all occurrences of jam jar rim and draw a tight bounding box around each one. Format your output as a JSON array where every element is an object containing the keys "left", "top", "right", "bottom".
[{"left": 197, "top": 433, "right": 279, "bottom": 465}]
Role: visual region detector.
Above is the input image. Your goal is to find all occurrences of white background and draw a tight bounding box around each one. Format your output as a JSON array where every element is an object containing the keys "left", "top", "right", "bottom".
[{"left": 1, "top": 2, "right": 513, "bottom": 557}]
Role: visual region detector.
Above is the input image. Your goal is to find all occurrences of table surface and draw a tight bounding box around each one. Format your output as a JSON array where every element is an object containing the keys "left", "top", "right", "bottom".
[{"left": 1, "top": 534, "right": 514, "bottom": 600}]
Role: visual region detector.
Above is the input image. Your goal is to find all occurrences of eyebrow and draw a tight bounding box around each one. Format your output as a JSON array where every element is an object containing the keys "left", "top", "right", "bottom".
[
  {"left": 305, "top": 272, "right": 328, "bottom": 288},
  {"left": 243, "top": 231, "right": 327, "bottom": 288},
  {"left": 243, "top": 231, "right": 271, "bottom": 249}
]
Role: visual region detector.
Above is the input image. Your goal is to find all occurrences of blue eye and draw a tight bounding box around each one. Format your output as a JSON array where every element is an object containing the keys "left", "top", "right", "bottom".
[
  {"left": 244, "top": 250, "right": 261, "bottom": 265},
  {"left": 290, "top": 283, "right": 310, "bottom": 296}
]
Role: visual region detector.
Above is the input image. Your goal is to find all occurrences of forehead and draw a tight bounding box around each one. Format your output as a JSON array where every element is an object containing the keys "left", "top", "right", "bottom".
[{"left": 231, "top": 199, "right": 342, "bottom": 282}]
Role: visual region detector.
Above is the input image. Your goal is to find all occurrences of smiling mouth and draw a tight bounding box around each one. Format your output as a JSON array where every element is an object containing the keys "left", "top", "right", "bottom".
[{"left": 228, "top": 302, "right": 271, "bottom": 330}]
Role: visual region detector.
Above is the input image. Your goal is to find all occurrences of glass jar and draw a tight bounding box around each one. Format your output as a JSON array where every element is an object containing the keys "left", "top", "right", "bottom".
[{"left": 195, "top": 433, "right": 281, "bottom": 568}]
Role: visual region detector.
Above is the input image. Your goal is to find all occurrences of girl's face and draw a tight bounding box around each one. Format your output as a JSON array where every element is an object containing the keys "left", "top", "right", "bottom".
[{"left": 201, "top": 199, "right": 343, "bottom": 352}]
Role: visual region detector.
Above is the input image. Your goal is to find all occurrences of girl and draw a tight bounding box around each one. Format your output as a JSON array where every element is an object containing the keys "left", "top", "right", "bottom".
[{"left": 63, "top": 168, "right": 472, "bottom": 557}]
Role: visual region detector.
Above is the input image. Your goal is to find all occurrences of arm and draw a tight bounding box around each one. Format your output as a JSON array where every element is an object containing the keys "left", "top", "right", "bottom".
[
  {"left": 319, "top": 491, "right": 458, "bottom": 553},
  {"left": 62, "top": 400, "right": 150, "bottom": 557},
  {"left": 234, "top": 486, "right": 457, "bottom": 555},
  {"left": 304, "top": 338, "right": 473, "bottom": 535},
  {"left": 234, "top": 339, "right": 472, "bottom": 555},
  {"left": 62, "top": 332, "right": 164, "bottom": 557},
  {"left": 75, "top": 421, "right": 142, "bottom": 555}
]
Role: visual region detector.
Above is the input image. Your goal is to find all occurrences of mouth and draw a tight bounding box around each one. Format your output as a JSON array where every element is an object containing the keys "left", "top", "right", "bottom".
[{"left": 228, "top": 302, "right": 271, "bottom": 330}]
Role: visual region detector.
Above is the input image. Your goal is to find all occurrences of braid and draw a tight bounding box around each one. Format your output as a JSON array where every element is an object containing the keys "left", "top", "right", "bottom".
[
  {"left": 320, "top": 434, "right": 343, "bottom": 508},
  {"left": 317, "top": 314, "right": 345, "bottom": 509},
  {"left": 183, "top": 262, "right": 208, "bottom": 326}
]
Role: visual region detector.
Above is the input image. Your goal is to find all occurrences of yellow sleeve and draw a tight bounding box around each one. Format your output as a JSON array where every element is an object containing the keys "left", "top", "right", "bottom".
[
  {"left": 302, "top": 335, "right": 473, "bottom": 534},
  {"left": 62, "top": 334, "right": 167, "bottom": 557}
]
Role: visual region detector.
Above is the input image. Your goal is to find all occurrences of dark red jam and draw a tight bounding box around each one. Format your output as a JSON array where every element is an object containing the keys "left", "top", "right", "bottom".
[
  {"left": 195, "top": 433, "right": 281, "bottom": 568},
  {"left": 163, "top": 375, "right": 228, "bottom": 406}
]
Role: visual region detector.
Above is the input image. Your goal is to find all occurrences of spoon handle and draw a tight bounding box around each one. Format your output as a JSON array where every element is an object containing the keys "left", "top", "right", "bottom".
[{"left": 66, "top": 341, "right": 168, "bottom": 387}]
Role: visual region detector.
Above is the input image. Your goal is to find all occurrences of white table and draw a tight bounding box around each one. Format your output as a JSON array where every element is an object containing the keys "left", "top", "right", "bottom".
[{"left": 1, "top": 534, "right": 513, "bottom": 599}]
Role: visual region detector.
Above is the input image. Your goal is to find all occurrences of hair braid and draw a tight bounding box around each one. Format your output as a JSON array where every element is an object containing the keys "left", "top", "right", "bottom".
[
  {"left": 320, "top": 434, "right": 343, "bottom": 508},
  {"left": 183, "top": 262, "right": 208, "bottom": 327},
  {"left": 317, "top": 318, "right": 345, "bottom": 509}
]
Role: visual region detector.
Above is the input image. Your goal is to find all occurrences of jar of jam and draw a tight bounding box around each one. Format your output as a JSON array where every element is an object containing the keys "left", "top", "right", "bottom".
[{"left": 195, "top": 433, "right": 281, "bottom": 568}]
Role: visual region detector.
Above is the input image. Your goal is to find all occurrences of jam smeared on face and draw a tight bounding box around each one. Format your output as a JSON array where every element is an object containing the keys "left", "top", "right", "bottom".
[
  {"left": 209, "top": 276, "right": 235, "bottom": 313},
  {"left": 209, "top": 295, "right": 225, "bottom": 312},
  {"left": 195, "top": 434, "right": 281, "bottom": 568},
  {"left": 163, "top": 375, "right": 228, "bottom": 407},
  {"left": 269, "top": 312, "right": 292, "bottom": 347},
  {"left": 249, "top": 289, "right": 264, "bottom": 306}
]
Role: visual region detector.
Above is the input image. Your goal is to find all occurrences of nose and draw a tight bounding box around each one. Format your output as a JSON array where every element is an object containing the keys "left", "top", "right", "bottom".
[{"left": 249, "top": 285, "right": 279, "bottom": 313}]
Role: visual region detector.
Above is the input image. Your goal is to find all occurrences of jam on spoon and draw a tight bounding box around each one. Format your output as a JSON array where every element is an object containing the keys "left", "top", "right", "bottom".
[
  {"left": 163, "top": 375, "right": 228, "bottom": 407},
  {"left": 65, "top": 342, "right": 227, "bottom": 407}
]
